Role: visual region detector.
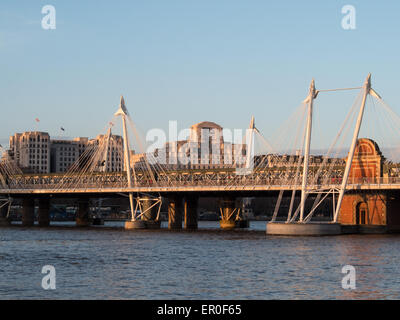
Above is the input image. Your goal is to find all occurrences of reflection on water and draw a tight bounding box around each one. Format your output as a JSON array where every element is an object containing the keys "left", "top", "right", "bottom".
[{"left": 0, "top": 221, "right": 400, "bottom": 299}]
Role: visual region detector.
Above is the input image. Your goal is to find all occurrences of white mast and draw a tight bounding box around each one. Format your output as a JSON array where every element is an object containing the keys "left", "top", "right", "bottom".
[
  {"left": 245, "top": 116, "right": 255, "bottom": 172},
  {"left": 115, "top": 96, "right": 135, "bottom": 221},
  {"left": 333, "top": 73, "right": 371, "bottom": 222},
  {"left": 299, "top": 79, "right": 317, "bottom": 222}
]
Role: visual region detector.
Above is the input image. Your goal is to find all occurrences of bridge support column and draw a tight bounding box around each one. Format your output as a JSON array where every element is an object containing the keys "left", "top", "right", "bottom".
[
  {"left": 0, "top": 202, "right": 10, "bottom": 226},
  {"left": 141, "top": 197, "right": 161, "bottom": 229},
  {"left": 22, "top": 198, "right": 35, "bottom": 227},
  {"left": 168, "top": 196, "right": 182, "bottom": 230},
  {"left": 220, "top": 197, "right": 237, "bottom": 230},
  {"left": 38, "top": 198, "right": 50, "bottom": 227},
  {"left": 184, "top": 196, "right": 198, "bottom": 230},
  {"left": 76, "top": 199, "right": 90, "bottom": 227}
]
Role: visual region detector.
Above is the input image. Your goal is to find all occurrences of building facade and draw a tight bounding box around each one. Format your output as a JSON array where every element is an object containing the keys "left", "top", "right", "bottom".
[
  {"left": 9, "top": 132, "right": 51, "bottom": 173},
  {"left": 157, "top": 121, "right": 247, "bottom": 169},
  {"left": 50, "top": 140, "right": 79, "bottom": 173},
  {"left": 7, "top": 131, "right": 124, "bottom": 174},
  {"left": 339, "top": 138, "right": 400, "bottom": 231},
  {"left": 90, "top": 133, "right": 123, "bottom": 172}
]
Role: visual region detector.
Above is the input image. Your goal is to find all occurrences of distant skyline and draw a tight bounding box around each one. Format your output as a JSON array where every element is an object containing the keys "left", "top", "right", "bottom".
[{"left": 1, "top": 1, "right": 400, "bottom": 150}]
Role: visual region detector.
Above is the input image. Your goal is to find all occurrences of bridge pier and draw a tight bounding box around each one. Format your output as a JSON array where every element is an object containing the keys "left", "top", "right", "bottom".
[
  {"left": 76, "top": 199, "right": 90, "bottom": 227},
  {"left": 141, "top": 197, "right": 161, "bottom": 229},
  {"left": 22, "top": 198, "right": 35, "bottom": 227},
  {"left": 184, "top": 196, "right": 198, "bottom": 230},
  {"left": 219, "top": 197, "right": 237, "bottom": 230},
  {"left": 168, "top": 195, "right": 182, "bottom": 230},
  {"left": 0, "top": 202, "right": 10, "bottom": 226},
  {"left": 38, "top": 198, "right": 50, "bottom": 227}
]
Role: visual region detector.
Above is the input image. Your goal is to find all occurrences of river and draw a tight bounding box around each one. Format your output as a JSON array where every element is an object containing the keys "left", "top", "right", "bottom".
[{"left": 0, "top": 221, "right": 399, "bottom": 299}]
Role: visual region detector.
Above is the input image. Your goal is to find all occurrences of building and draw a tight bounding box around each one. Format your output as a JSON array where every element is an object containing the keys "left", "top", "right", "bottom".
[
  {"left": 130, "top": 151, "right": 146, "bottom": 169},
  {"left": 9, "top": 132, "right": 50, "bottom": 173},
  {"left": 7, "top": 131, "right": 124, "bottom": 174},
  {"left": 157, "top": 121, "right": 247, "bottom": 169},
  {"left": 89, "top": 133, "right": 123, "bottom": 172},
  {"left": 73, "top": 137, "right": 89, "bottom": 157},
  {"left": 255, "top": 154, "right": 346, "bottom": 169},
  {"left": 339, "top": 138, "right": 400, "bottom": 231},
  {"left": 50, "top": 140, "right": 79, "bottom": 173}
]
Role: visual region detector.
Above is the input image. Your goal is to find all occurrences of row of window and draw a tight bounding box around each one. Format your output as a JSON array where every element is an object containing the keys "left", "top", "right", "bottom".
[
  {"left": 59, "top": 152, "right": 76, "bottom": 156},
  {"left": 29, "top": 154, "right": 47, "bottom": 159},
  {"left": 25, "top": 149, "right": 47, "bottom": 153},
  {"left": 59, "top": 157, "right": 75, "bottom": 162},
  {"left": 29, "top": 160, "right": 48, "bottom": 165},
  {"left": 31, "top": 167, "right": 47, "bottom": 172},
  {"left": 58, "top": 146, "right": 76, "bottom": 151},
  {"left": 28, "top": 137, "right": 48, "bottom": 142},
  {"left": 29, "top": 144, "right": 48, "bottom": 148}
]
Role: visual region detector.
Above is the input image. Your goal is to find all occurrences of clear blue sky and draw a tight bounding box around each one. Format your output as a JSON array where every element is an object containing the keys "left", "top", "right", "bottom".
[{"left": 1, "top": 0, "right": 399, "bottom": 149}]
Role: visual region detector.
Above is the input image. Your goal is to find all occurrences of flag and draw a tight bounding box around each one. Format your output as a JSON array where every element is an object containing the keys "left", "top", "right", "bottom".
[
  {"left": 61, "top": 127, "right": 65, "bottom": 131},
  {"left": 109, "top": 122, "right": 114, "bottom": 127},
  {"left": 35, "top": 118, "right": 40, "bottom": 123}
]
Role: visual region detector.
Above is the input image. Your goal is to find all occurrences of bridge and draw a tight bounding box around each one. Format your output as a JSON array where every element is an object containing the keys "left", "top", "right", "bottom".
[{"left": 2, "top": 73, "right": 400, "bottom": 233}]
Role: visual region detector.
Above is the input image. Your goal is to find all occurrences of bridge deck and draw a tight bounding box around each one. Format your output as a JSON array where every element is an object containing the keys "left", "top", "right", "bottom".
[{"left": 1, "top": 182, "right": 399, "bottom": 196}]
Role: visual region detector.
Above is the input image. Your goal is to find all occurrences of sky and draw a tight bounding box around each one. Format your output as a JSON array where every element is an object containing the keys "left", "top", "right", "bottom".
[{"left": 1, "top": 0, "right": 400, "bottom": 151}]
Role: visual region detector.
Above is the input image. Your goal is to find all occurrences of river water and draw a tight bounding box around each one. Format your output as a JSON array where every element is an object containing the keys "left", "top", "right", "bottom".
[{"left": 0, "top": 221, "right": 399, "bottom": 299}]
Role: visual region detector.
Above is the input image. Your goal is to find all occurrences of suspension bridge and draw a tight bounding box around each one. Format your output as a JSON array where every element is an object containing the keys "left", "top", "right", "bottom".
[{"left": 1, "top": 73, "right": 400, "bottom": 234}]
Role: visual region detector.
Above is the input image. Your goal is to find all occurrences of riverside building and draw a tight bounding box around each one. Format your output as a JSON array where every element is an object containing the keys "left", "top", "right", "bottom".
[{"left": 7, "top": 131, "right": 124, "bottom": 174}]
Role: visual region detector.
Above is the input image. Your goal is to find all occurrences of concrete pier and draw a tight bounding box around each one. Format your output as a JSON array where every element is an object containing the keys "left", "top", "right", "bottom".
[
  {"left": 22, "top": 198, "right": 35, "bottom": 226},
  {"left": 76, "top": 199, "right": 90, "bottom": 227},
  {"left": 38, "top": 198, "right": 50, "bottom": 227},
  {"left": 0, "top": 202, "right": 10, "bottom": 226},
  {"left": 141, "top": 197, "right": 161, "bottom": 229},
  {"left": 220, "top": 197, "right": 236, "bottom": 229},
  {"left": 266, "top": 222, "right": 342, "bottom": 236},
  {"left": 125, "top": 219, "right": 146, "bottom": 229},
  {"left": 168, "top": 196, "right": 182, "bottom": 230},
  {"left": 184, "top": 196, "right": 198, "bottom": 230}
]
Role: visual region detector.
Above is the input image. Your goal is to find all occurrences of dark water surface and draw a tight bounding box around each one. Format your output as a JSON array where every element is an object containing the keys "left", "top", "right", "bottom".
[{"left": 0, "top": 221, "right": 399, "bottom": 299}]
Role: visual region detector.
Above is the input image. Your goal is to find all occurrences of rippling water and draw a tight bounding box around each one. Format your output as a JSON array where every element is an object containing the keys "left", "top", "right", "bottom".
[{"left": 1, "top": 221, "right": 400, "bottom": 299}]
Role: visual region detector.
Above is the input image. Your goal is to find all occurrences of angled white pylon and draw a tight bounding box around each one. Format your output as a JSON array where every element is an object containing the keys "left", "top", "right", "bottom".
[
  {"left": 334, "top": 73, "right": 372, "bottom": 222},
  {"left": 300, "top": 78, "right": 317, "bottom": 222},
  {"left": 114, "top": 95, "right": 135, "bottom": 220}
]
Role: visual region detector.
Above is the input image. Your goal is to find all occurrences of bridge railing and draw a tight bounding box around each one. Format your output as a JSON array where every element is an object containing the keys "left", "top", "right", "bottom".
[{"left": 2, "top": 174, "right": 400, "bottom": 192}]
